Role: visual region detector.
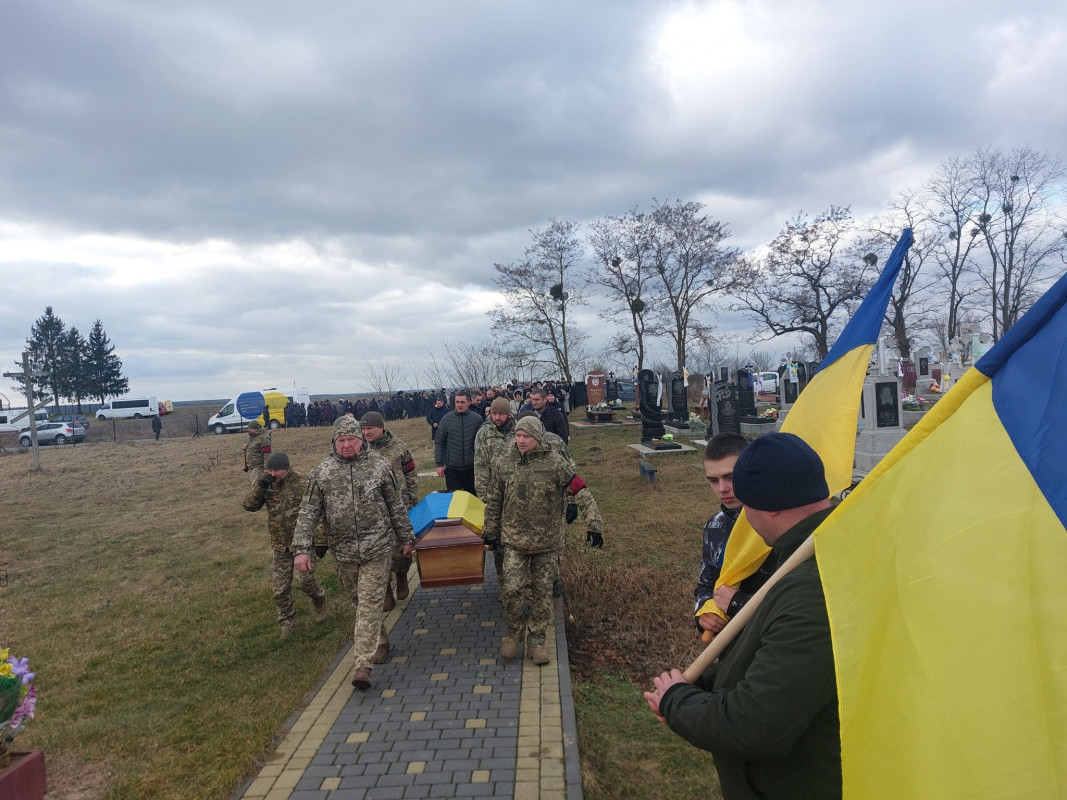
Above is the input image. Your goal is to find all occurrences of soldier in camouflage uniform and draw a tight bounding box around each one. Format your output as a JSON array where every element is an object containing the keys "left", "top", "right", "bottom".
[
  {"left": 482, "top": 415, "right": 605, "bottom": 666},
  {"left": 243, "top": 419, "right": 273, "bottom": 484},
  {"left": 243, "top": 452, "right": 327, "bottom": 639},
  {"left": 360, "top": 411, "right": 419, "bottom": 611},
  {"left": 293, "top": 417, "right": 416, "bottom": 691}
]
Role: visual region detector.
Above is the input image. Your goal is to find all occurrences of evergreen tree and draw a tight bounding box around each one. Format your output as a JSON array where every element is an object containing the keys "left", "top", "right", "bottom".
[
  {"left": 60, "top": 326, "right": 90, "bottom": 411},
  {"left": 22, "top": 306, "right": 67, "bottom": 410},
  {"left": 84, "top": 319, "right": 128, "bottom": 404}
]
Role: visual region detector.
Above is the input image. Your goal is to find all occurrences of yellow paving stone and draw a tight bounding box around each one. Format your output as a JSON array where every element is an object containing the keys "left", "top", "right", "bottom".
[
  {"left": 381, "top": 689, "right": 397, "bottom": 698},
  {"left": 542, "top": 776, "right": 566, "bottom": 791},
  {"left": 514, "top": 786, "right": 539, "bottom": 800},
  {"left": 480, "top": 658, "right": 497, "bottom": 666},
  {"left": 430, "top": 672, "right": 448, "bottom": 680},
  {"left": 347, "top": 731, "right": 371, "bottom": 743},
  {"left": 391, "top": 655, "right": 408, "bottom": 663},
  {"left": 465, "top": 718, "right": 486, "bottom": 729},
  {"left": 517, "top": 735, "right": 540, "bottom": 750},
  {"left": 516, "top": 756, "right": 540, "bottom": 771},
  {"left": 429, "top": 598, "right": 440, "bottom": 603},
  {"left": 515, "top": 768, "right": 541, "bottom": 785},
  {"left": 272, "top": 770, "right": 301, "bottom": 790},
  {"left": 462, "top": 601, "right": 472, "bottom": 607},
  {"left": 243, "top": 776, "right": 273, "bottom": 797},
  {"left": 407, "top": 761, "right": 426, "bottom": 774},
  {"left": 416, "top": 611, "right": 426, "bottom": 617},
  {"left": 256, "top": 764, "right": 283, "bottom": 778},
  {"left": 440, "top": 648, "right": 457, "bottom": 655},
  {"left": 410, "top": 711, "right": 427, "bottom": 722},
  {"left": 414, "top": 628, "right": 429, "bottom": 635},
  {"left": 471, "top": 769, "right": 491, "bottom": 783},
  {"left": 265, "top": 789, "right": 293, "bottom": 800},
  {"left": 542, "top": 761, "right": 565, "bottom": 778},
  {"left": 541, "top": 743, "right": 564, "bottom": 759},
  {"left": 540, "top": 790, "right": 566, "bottom": 800},
  {"left": 473, "top": 685, "right": 492, "bottom": 694},
  {"left": 320, "top": 777, "right": 342, "bottom": 791},
  {"left": 480, "top": 620, "right": 496, "bottom": 627},
  {"left": 470, "top": 585, "right": 483, "bottom": 591}
]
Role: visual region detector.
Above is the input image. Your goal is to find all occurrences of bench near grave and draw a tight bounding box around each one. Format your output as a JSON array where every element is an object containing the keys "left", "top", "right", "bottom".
[{"left": 637, "top": 459, "right": 657, "bottom": 483}]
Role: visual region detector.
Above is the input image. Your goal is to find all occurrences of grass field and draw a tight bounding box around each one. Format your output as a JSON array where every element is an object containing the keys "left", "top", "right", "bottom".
[{"left": 0, "top": 407, "right": 722, "bottom": 799}]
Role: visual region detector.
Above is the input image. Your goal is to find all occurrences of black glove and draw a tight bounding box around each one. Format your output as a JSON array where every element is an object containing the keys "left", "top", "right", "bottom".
[
  {"left": 483, "top": 538, "right": 499, "bottom": 551},
  {"left": 586, "top": 530, "right": 604, "bottom": 549},
  {"left": 314, "top": 545, "right": 329, "bottom": 559},
  {"left": 257, "top": 475, "right": 274, "bottom": 488},
  {"left": 566, "top": 502, "right": 578, "bottom": 524}
]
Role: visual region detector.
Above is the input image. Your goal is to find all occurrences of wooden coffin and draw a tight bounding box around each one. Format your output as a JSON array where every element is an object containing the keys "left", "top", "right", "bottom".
[{"left": 414, "top": 518, "right": 485, "bottom": 588}]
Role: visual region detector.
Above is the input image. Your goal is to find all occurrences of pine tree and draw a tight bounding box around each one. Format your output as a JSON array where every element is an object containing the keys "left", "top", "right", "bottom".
[
  {"left": 84, "top": 319, "right": 128, "bottom": 404},
  {"left": 60, "top": 327, "right": 90, "bottom": 411},
  {"left": 22, "top": 306, "right": 67, "bottom": 410}
]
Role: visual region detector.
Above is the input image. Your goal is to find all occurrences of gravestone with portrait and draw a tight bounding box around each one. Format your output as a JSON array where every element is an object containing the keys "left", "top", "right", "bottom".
[
  {"left": 714, "top": 380, "right": 742, "bottom": 435},
  {"left": 668, "top": 372, "right": 689, "bottom": 427},
  {"left": 586, "top": 372, "right": 606, "bottom": 407},
  {"left": 637, "top": 369, "right": 665, "bottom": 442},
  {"left": 606, "top": 376, "right": 619, "bottom": 404},
  {"left": 736, "top": 368, "right": 757, "bottom": 418},
  {"left": 854, "top": 374, "right": 907, "bottom": 474}
]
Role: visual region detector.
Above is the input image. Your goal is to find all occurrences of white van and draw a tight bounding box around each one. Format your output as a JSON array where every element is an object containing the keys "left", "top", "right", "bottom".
[
  {"left": 0, "top": 407, "right": 49, "bottom": 433},
  {"left": 208, "top": 386, "right": 310, "bottom": 434},
  {"left": 96, "top": 396, "right": 159, "bottom": 420}
]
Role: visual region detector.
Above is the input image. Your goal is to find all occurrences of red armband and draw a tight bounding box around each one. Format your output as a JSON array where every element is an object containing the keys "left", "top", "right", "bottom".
[
  {"left": 261, "top": 445, "right": 272, "bottom": 454},
  {"left": 403, "top": 459, "right": 416, "bottom": 474},
  {"left": 566, "top": 474, "right": 587, "bottom": 495}
]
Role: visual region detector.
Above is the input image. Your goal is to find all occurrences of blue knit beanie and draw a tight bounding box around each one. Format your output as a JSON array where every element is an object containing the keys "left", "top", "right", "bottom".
[{"left": 733, "top": 432, "right": 829, "bottom": 511}]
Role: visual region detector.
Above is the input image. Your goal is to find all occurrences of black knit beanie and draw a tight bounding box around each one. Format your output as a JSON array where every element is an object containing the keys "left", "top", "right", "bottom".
[
  {"left": 733, "top": 432, "right": 828, "bottom": 511},
  {"left": 265, "top": 452, "right": 290, "bottom": 471}
]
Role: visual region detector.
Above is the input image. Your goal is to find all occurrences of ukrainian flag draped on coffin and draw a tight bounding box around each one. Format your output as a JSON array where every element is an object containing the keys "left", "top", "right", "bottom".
[
  {"left": 697, "top": 228, "right": 914, "bottom": 620},
  {"left": 815, "top": 272, "right": 1067, "bottom": 798}
]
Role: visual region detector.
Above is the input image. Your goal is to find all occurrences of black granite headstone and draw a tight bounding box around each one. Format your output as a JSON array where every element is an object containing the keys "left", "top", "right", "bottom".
[
  {"left": 714, "top": 380, "right": 741, "bottom": 434},
  {"left": 637, "top": 368, "right": 664, "bottom": 442},
  {"left": 875, "top": 381, "right": 901, "bottom": 428},
  {"left": 736, "top": 369, "right": 757, "bottom": 417},
  {"left": 720, "top": 366, "right": 730, "bottom": 382},
  {"left": 606, "top": 379, "right": 619, "bottom": 404},
  {"left": 918, "top": 357, "right": 930, "bottom": 378},
  {"left": 669, "top": 372, "right": 689, "bottom": 425},
  {"left": 783, "top": 377, "right": 799, "bottom": 405}
]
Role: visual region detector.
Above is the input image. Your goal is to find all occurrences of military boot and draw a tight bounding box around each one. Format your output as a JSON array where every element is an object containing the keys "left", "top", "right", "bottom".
[
  {"left": 529, "top": 644, "right": 550, "bottom": 666},
  {"left": 313, "top": 598, "right": 328, "bottom": 624},
  {"left": 500, "top": 636, "right": 520, "bottom": 659},
  {"left": 373, "top": 640, "right": 390, "bottom": 664},
  {"left": 395, "top": 567, "right": 410, "bottom": 601},
  {"left": 351, "top": 667, "right": 372, "bottom": 691},
  {"left": 383, "top": 583, "right": 396, "bottom": 612},
  {"left": 279, "top": 621, "right": 295, "bottom": 640}
]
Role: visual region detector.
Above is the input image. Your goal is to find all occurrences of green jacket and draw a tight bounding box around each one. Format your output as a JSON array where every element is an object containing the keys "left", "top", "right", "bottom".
[
  {"left": 475, "top": 417, "right": 577, "bottom": 500},
  {"left": 242, "top": 469, "right": 307, "bottom": 552},
  {"left": 482, "top": 439, "right": 602, "bottom": 555},
  {"left": 369, "top": 429, "right": 419, "bottom": 509},
  {"left": 292, "top": 447, "right": 415, "bottom": 564},
  {"left": 660, "top": 507, "right": 840, "bottom": 800},
  {"left": 245, "top": 429, "right": 272, "bottom": 470}
]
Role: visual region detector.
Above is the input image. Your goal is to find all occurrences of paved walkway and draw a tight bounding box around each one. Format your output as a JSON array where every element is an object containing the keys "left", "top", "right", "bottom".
[{"left": 238, "top": 561, "right": 583, "bottom": 800}]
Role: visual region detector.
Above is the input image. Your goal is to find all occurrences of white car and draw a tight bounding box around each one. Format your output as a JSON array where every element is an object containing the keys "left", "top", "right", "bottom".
[{"left": 758, "top": 372, "right": 780, "bottom": 394}]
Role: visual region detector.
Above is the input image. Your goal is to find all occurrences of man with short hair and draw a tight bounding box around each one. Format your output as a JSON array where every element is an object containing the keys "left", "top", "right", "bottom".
[
  {"left": 361, "top": 411, "right": 419, "bottom": 610},
  {"left": 426, "top": 397, "right": 447, "bottom": 442},
  {"left": 243, "top": 419, "right": 272, "bottom": 484},
  {"left": 645, "top": 432, "right": 840, "bottom": 799},
  {"left": 528, "top": 387, "right": 569, "bottom": 443},
  {"left": 243, "top": 451, "right": 327, "bottom": 639},
  {"left": 482, "top": 416, "right": 604, "bottom": 666},
  {"left": 694, "top": 433, "right": 775, "bottom": 635},
  {"left": 293, "top": 418, "right": 416, "bottom": 691},
  {"left": 433, "top": 389, "right": 479, "bottom": 494}
]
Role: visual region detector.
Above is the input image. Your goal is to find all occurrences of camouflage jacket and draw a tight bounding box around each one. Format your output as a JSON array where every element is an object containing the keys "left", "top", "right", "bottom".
[
  {"left": 369, "top": 429, "right": 419, "bottom": 509},
  {"left": 245, "top": 430, "right": 272, "bottom": 470},
  {"left": 243, "top": 469, "right": 308, "bottom": 552},
  {"left": 476, "top": 417, "right": 580, "bottom": 500},
  {"left": 292, "top": 448, "right": 415, "bottom": 564},
  {"left": 482, "top": 439, "right": 603, "bottom": 555}
]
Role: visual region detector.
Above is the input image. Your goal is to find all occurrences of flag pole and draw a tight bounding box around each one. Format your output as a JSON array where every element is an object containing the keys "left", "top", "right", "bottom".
[{"left": 683, "top": 534, "right": 816, "bottom": 682}]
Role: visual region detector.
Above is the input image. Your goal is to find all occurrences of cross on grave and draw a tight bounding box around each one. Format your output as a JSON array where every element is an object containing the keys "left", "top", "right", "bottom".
[{"left": 3, "top": 352, "right": 51, "bottom": 471}]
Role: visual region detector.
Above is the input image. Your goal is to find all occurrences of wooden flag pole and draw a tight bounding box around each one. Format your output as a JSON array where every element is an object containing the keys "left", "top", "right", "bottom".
[{"left": 683, "top": 533, "right": 816, "bottom": 682}]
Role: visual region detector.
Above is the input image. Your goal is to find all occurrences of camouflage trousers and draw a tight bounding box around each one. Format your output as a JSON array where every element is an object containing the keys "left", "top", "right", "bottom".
[
  {"left": 500, "top": 548, "right": 558, "bottom": 648},
  {"left": 336, "top": 555, "right": 392, "bottom": 670},
  {"left": 271, "top": 550, "right": 326, "bottom": 623}
]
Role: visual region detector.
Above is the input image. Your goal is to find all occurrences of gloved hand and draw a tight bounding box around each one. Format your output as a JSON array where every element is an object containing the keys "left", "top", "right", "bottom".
[
  {"left": 586, "top": 530, "right": 604, "bottom": 549},
  {"left": 566, "top": 502, "right": 578, "bottom": 524},
  {"left": 314, "top": 545, "right": 329, "bottom": 559},
  {"left": 483, "top": 537, "right": 499, "bottom": 551},
  {"left": 257, "top": 475, "right": 274, "bottom": 488}
]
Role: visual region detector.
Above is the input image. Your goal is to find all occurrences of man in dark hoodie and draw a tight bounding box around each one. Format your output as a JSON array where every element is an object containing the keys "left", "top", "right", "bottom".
[{"left": 433, "top": 389, "right": 479, "bottom": 494}]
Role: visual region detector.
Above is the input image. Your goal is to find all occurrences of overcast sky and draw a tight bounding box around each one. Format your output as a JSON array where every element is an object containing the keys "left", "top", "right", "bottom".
[{"left": 2, "top": 0, "right": 1064, "bottom": 403}]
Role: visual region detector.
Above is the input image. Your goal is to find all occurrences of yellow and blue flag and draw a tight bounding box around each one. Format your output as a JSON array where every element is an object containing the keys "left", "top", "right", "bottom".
[
  {"left": 698, "top": 229, "right": 914, "bottom": 620},
  {"left": 815, "top": 272, "right": 1067, "bottom": 798},
  {"left": 408, "top": 490, "right": 485, "bottom": 537}
]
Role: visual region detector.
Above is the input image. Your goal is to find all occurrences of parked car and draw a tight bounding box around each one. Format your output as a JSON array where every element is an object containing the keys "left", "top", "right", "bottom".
[
  {"left": 758, "top": 372, "right": 780, "bottom": 394},
  {"left": 51, "top": 413, "right": 91, "bottom": 430},
  {"left": 615, "top": 380, "right": 636, "bottom": 402},
  {"left": 19, "top": 421, "right": 86, "bottom": 447}
]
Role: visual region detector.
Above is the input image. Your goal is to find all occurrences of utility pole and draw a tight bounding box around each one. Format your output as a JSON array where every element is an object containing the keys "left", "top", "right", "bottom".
[{"left": 3, "top": 351, "right": 50, "bottom": 472}]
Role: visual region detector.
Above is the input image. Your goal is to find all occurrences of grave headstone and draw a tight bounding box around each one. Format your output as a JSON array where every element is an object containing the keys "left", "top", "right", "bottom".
[
  {"left": 714, "top": 380, "right": 741, "bottom": 434},
  {"left": 783, "top": 379, "right": 799, "bottom": 405},
  {"left": 720, "top": 365, "right": 730, "bottom": 382},
  {"left": 637, "top": 368, "right": 664, "bottom": 442},
  {"left": 669, "top": 371, "right": 689, "bottom": 425},
  {"left": 736, "top": 368, "right": 757, "bottom": 417},
  {"left": 855, "top": 374, "right": 908, "bottom": 473},
  {"left": 586, "top": 372, "right": 606, "bottom": 407},
  {"left": 901, "top": 359, "right": 917, "bottom": 392},
  {"left": 606, "top": 378, "right": 619, "bottom": 404},
  {"left": 874, "top": 380, "right": 901, "bottom": 428},
  {"left": 918, "top": 356, "right": 930, "bottom": 379}
]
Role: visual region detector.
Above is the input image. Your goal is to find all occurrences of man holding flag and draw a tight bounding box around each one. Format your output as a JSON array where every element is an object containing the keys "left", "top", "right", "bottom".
[{"left": 646, "top": 432, "right": 840, "bottom": 799}]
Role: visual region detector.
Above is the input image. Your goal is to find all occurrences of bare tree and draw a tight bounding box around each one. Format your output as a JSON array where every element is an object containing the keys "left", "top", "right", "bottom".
[
  {"left": 586, "top": 208, "right": 656, "bottom": 370},
  {"left": 731, "top": 206, "right": 877, "bottom": 360},
  {"left": 970, "top": 145, "right": 1067, "bottom": 341},
  {"left": 489, "top": 220, "right": 587, "bottom": 385},
  {"left": 649, "top": 199, "right": 738, "bottom": 371},
  {"left": 362, "top": 354, "right": 407, "bottom": 395}
]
